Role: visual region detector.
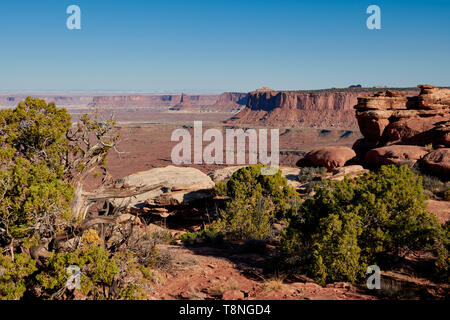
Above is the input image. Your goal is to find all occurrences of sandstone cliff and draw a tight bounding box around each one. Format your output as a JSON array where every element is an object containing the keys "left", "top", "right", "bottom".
[
  {"left": 213, "top": 92, "right": 248, "bottom": 112},
  {"left": 0, "top": 94, "right": 93, "bottom": 107},
  {"left": 225, "top": 88, "right": 419, "bottom": 129},
  {"left": 0, "top": 92, "right": 248, "bottom": 112},
  {"left": 91, "top": 93, "right": 244, "bottom": 112}
]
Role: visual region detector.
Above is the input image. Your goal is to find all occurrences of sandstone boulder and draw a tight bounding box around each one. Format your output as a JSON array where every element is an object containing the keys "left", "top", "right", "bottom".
[
  {"left": 417, "top": 85, "right": 450, "bottom": 110},
  {"left": 419, "top": 148, "right": 450, "bottom": 178},
  {"left": 357, "top": 115, "right": 390, "bottom": 142},
  {"left": 111, "top": 166, "right": 215, "bottom": 209},
  {"left": 355, "top": 90, "right": 408, "bottom": 110},
  {"left": 365, "top": 145, "right": 428, "bottom": 167},
  {"left": 208, "top": 166, "right": 244, "bottom": 183},
  {"left": 429, "top": 120, "right": 450, "bottom": 147},
  {"left": 296, "top": 146, "right": 356, "bottom": 171},
  {"left": 381, "top": 115, "right": 449, "bottom": 146}
]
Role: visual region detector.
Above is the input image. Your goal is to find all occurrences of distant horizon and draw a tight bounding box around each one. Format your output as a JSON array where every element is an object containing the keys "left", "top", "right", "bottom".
[{"left": 0, "top": 84, "right": 449, "bottom": 96}]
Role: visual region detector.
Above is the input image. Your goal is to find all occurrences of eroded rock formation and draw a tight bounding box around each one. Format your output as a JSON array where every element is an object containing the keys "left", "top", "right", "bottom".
[
  {"left": 354, "top": 85, "right": 450, "bottom": 159},
  {"left": 0, "top": 92, "right": 248, "bottom": 112},
  {"left": 226, "top": 88, "right": 419, "bottom": 128},
  {"left": 353, "top": 85, "right": 449, "bottom": 178}
]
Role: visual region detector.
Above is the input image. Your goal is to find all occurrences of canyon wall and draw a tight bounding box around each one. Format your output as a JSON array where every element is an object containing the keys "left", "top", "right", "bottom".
[
  {"left": 213, "top": 92, "right": 249, "bottom": 112},
  {"left": 0, "top": 92, "right": 248, "bottom": 112},
  {"left": 0, "top": 95, "right": 93, "bottom": 107},
  {"left": 226, "top": 88, "right": 419, "bottom": 129}
]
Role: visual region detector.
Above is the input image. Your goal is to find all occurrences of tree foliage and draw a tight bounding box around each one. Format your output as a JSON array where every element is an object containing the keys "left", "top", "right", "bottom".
[
  {"left": 36, "top": 245, "right": 148, "bottom": 300},
  {"left": 0, "top": 98, "right": 149, "bottom": 300},
  {"left": 0, "top": 97, "right": 119, "bottom": 245},
  {"left": 212, "top": 164, "right": 300, "bottom": 240},
  {"left": 0, "top": 252, "right": 37, "bottom": 300},
  {"left": 282, "top": 165, "right": 448, "bottom": 285},
  {"left": 0, "top": 98, "right": 76, "bottom": 243}
]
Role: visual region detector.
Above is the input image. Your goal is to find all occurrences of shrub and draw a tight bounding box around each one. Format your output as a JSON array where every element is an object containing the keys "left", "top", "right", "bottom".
[
  {"left": 411, "top": 165, "right": 448, "bottom": 197},
  {"left": 80, "top": 229, "right": 103, "bottom": 250},
  {"left": 0, "top": 253, "right": 37, "bottom": 300},
  {"left": 180, "top": 226, "right": 224, "bottom": 244},
  {"left": 211, "top": 164, "right": 301, "bottom": 240},
  {"left": 212, "top": 193, "right": 276, "bottom": 240},
  {"left": 282, "top": 165, "right": 448, "bottom": 285},
  {"left": 298, "top": 167, "right": 327, "bottom": 183},
  {"left": 215, "top": 164, "right": 300, "bottom": 218},
  {"left": 0, "top": 158, "right": 74, "bottom": 241},
  {"left": 36, "top": 246, "right": 118, "bottom": 299},
  {"left": 36, "top": 246, "right": 149, "bottom": 300}
]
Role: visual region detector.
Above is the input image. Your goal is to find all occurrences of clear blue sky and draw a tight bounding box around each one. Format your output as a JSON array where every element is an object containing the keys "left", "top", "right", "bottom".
[{"left": 0, "top": 0, "right": 449, "bottom": 92}]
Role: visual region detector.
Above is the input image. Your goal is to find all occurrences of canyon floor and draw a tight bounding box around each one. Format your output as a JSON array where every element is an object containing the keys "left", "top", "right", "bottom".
[{"left": 102, "top": 121, "right": 360, "bottom": 182}]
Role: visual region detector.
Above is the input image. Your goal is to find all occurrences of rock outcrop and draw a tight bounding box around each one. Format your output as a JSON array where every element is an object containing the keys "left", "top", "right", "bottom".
[
  {"left": 352, "top": 85, "right": 450, "bottom": 179},
  {"left": 226, "top": 88, "right": 419, "bottom": 129},
  {"left": 296, "top": 146, "right": 356, "bottom": 171},
  {"left": 365, "top": 145, "right": 429, "bottom": 167},
  {"left": 354, "top": 85, "right": 450, "bottom": 156},
  {"left": 213, "top": 92, "right": 249, "bottom": 112},
  {"left": 170, "top": 93, "right": 194, "bottom": 111},
  {"left": 110, "top": 166, "right": 215, "bottom": 213},
  {"left": 90, "top": 93, "right": 248, "bottom": 112},
  {"left": 419, "top": 148, "right": 450, "bottom": 176},
  {"left": 417, "top": 85, "right": 450, "bottom": 110}
]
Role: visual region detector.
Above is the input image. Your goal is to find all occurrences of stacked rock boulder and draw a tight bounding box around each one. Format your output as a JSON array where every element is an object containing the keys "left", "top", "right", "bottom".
[{"left": 353, "top": 85, "right": 450, "bottom": 177}]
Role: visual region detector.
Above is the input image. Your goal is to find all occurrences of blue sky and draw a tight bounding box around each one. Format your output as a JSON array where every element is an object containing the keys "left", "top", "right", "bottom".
[{"left": 0, "top": 0, "right": 449, "bottom": 92}]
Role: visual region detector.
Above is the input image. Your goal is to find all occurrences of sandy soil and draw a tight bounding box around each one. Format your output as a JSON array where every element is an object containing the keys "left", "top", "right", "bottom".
[
  {"left": 146, "top": 244, "right": 377, "bottom": 300},
  {"left": 427, "top": 200, "right": 450, "bottom": 224}
]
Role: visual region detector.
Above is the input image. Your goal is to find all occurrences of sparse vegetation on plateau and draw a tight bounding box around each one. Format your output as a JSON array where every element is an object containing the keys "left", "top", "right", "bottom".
[{"left": 298, "top": 166, "right": 328, "bottom": 183}]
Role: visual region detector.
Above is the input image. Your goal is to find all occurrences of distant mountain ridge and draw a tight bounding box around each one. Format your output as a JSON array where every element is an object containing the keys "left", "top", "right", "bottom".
[{"left": 0, "top": 92, "right": 249, "bottom": 112}]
